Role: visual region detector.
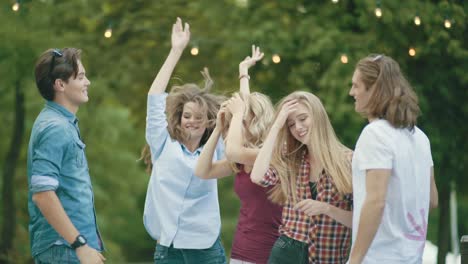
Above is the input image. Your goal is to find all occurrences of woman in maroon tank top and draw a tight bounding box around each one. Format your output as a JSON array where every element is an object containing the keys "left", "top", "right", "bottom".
[{"left": 195, "top": 46, "right": 282, "bottom": 264}]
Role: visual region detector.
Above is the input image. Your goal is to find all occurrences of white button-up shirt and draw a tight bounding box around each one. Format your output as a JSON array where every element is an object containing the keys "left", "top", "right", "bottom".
[{"left": 143, "top": 93, "right": 224, "bottom": 249}]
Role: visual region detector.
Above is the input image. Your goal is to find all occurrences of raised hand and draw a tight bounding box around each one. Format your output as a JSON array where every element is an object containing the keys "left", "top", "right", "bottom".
[
  {"left": 216, "top": 101, "right": 229, "bottom": 129},
  {"left": 273, "top": 99, "right": 299, "bottom": 129},
  {"left": 171, "top": 17, "right": 190, "bottom": 52},
  {"left": 226, "top": 93, "right": 246, "bottom": 117},
  {"left": 200, "top": 67, "right": 214, "bottom": 91},
  {"left": 293, "top": 199, "right": 329, "bottom": 216},
  {"left": 239, "top": 45, "right": 264, "bottom": 73}
]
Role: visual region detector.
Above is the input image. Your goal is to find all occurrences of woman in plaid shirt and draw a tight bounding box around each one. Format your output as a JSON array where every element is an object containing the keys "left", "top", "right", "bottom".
[{"left": 251, "top": 91, "right": 353, "bottom": 264}]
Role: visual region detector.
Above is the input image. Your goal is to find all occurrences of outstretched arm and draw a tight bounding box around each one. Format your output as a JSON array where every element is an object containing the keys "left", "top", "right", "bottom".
[
  {"left": 149, "top": 17, "right": 190, "bottom": 95},
  {"left": 250, "top": 99, "right": 298, "bottom": 184},
  {"left": 239, "top": 45, "right": 264, "bottom": 97}
]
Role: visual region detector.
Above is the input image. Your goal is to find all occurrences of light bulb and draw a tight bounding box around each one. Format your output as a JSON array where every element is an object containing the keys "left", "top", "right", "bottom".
[
  {"left": 444, "top": 19, "right": 451, "bottom": 29},
  {"left": 104, "top": 28, "right": 112, "bottom": 38},
  {"left": 414, "top": 16, "right": 421, "bottom": 26},
  {"left": 272, "top": 54, "right": 281, "bottom": 64},
  {"left": 191, "top": 47, "right": 199, "bottom": 56},
  {"left": 332, "top": 0, "right": 339, "bottom": 3},
  {"left": 409, "top": 48, "right": 416, "bottom": 57},
  {"left": 340, "top": 54, "right": 348, "bottom": 64},
  {"left": 375, "top": 7, "right": 382, "bottom": 18},
  {"left": 12, "top": 2, "right": 19, "bottom": 12}
]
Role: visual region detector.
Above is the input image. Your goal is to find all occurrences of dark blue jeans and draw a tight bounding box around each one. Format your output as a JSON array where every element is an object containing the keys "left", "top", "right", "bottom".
[
  {"left": 154, "top": 237, "right": 226, "bottom": 264},
  {"left": 268, "top": 235, "right": 308, "bottom": 264},
  {"left": 34, "top": 245, "right": 79, "bottom": 264}
]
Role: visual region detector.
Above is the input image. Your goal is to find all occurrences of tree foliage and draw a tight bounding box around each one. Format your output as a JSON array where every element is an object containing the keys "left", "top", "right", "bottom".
[{"left": 0, "top": 0, "right": 466, "bottom": 262}]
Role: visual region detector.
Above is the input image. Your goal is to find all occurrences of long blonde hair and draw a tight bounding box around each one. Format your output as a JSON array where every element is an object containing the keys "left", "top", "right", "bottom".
[
  {"left": 269, "top": 91, "right": 352, "bottom": 205},
  {"left": 220, "top": 92, "right": 275, "bottom": 172}
]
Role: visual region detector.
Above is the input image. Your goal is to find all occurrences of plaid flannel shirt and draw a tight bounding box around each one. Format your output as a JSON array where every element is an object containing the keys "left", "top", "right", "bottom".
[
  {"left": 260, "top": 151, "right": 352, "bottom": 264},
  {"left": 309, "top": 171, "right": 353, "bottom": 263}
]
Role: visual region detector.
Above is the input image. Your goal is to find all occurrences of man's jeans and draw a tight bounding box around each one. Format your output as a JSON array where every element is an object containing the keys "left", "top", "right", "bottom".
[
  {"left": 268, "top": 235, "right": 308, "bottom": 264},
  {"left": 34, "top": 245, "right": 79, "bottom": 264},
  {"left": 154, "top": 237, "right": 226, "bottom": 264}
]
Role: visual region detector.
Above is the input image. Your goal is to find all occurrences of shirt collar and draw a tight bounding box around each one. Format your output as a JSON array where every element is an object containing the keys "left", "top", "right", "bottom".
[
  {"left": 180, "top": 144, "right": 202, "bottom": 155},
  {"left": 45, "top": 101, "right": 78, "bottom": 125}
]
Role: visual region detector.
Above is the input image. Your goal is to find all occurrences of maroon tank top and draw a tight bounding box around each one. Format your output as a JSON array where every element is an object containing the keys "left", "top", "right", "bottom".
[{"left": 230, "top": 167, "right": 283, "bottom": 264}]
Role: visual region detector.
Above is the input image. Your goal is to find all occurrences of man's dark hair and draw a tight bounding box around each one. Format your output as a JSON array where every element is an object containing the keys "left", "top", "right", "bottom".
[{"left": 34, "top": 48, "right": 82, "bottom": 101}]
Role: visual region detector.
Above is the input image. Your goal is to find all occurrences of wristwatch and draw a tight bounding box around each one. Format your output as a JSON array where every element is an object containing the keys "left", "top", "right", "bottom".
[{"left": 71, "top": 234, "right": 87, "bottom": 249}]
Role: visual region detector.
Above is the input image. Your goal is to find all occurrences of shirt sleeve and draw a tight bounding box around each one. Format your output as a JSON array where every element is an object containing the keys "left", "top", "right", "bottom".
[
  {"left": 146, "top": 93, "right": 170, "bottom": 160},
  {"left": 30, "top": 124, "right": 70, "bottom": 193},
  {"left": 215, "top": 138, "right": 225, "bottom": 160},
  {"left": 355, "top": 125, "right": 393, "bottom": 171},
  {"left": 258, "top": 166, "right": 280, "bottom": 187}
]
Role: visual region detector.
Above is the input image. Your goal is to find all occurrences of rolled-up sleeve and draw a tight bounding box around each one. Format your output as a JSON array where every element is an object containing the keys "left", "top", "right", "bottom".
[
  {"left": 146, "top": 93, "right": 170, "bottom": 160},
  {"left": 259, "top": 166, "right": 280, "bottom": 187},
  {"left": 30, "top": 124, "right": 69, "bottom": 193}
]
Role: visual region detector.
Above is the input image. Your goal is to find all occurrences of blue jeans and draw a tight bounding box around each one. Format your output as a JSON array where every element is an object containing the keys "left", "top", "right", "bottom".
[
  {"left": 34, "top": 245, "right": 79, "bottom": 264},
  {"left": 154, "top": 237, "right": 226, "bottom": 264},
  {"left": 268, "top": 235, "right": 308, "bottom": 264}
]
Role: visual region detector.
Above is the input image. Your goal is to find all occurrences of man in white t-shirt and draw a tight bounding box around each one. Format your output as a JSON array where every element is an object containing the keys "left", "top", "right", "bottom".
[{"left": 347, "top": 54, "right": 438, "bottom": 264}]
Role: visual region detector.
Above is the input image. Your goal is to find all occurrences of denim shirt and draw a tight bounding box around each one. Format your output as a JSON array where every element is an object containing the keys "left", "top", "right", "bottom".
[
  {"left": 143, "top": 93, "right": 224, "bottom": 249},
  {"left": 27, "top": 101, "right": 103, "bottom": 257}
]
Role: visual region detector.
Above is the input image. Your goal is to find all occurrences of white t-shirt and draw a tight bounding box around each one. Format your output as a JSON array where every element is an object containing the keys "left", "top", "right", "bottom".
[{"left": 352, "top": 119, "right": 433, "bottom": 264}]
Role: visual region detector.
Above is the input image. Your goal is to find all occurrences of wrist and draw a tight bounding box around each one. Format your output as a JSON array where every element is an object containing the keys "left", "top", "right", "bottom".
[
  {"left": 71, "top": 234, "right": 87, "bottom": 249},
  {"left": 239, "top": 67, "right": 248, "bottom": 75},
  {"left": 170, "top": 48, "right": 185, "bottom": 56},
  {"left": 239, "top": 74, "right": 250, "bottom": 80},
  {"left": 232, "top": 111, "right": 244, "bottom": 117}
]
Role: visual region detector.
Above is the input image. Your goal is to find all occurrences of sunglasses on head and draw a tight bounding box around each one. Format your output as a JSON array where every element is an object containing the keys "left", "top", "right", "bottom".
[{"left": 49, "top": 49, "right": 63, "bottom": 80}]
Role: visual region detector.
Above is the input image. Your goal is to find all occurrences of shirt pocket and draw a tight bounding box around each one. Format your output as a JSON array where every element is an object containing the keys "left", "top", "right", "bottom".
[{"left": 74, "top": 140, "right": 87, "bottom": 168}]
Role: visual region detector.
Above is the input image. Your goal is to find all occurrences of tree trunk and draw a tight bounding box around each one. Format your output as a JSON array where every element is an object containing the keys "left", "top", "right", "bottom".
[
  {"left": 0, "top": 79, "right": 25, "bottom": 262},
  {"left": 437, "top": 169, "right": 451, "bottom": 264}
]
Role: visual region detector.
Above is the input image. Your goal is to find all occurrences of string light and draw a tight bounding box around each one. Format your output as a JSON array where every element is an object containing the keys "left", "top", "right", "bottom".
[
  {"left": 104, "top": 28, "right": 112, "bottom": 38},
  {"left": 444, "top": 18, "right": 452, "bottom": 29},
  {"left": 340, "top": 54, "right": 348, "bottom": 64},
  {"left": 332, "top": 0, "right": 339, "bottom": 3},
  {"left": 375, "top": 7, "right": 382, "bottom": 18},
  {"left": 408, "top": 47, "right": 416, "bottom": 57},
  {"left": 375, "top": 0, "right": 382, "bottom": 18},
  {"left": 272, "top": 54, "right": 281, "bottom": 64},
  {"left": 191, "top": 46, "right": 199, "bottom": 56},
  {"left": 414, "top": 15, "right": 421, "bottom": 26},
  {"left": 12, "top": 1, "right": 20, "bottom": 12}
]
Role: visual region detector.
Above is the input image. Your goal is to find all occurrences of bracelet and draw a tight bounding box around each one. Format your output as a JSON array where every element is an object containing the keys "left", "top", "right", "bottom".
[{"left": 239, "top": 74, "right": 250, "bottom": 80}]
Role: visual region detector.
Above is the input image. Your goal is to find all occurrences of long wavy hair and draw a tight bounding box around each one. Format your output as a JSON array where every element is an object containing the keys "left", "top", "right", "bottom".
[
  {"left": 221, "top": 92, "right": 275, "bottom": 173},
  {"left": 140, "top": 72, "right": 224, "bottom": 173},
  {"left": 268, "top": 91, "right": 352, "bottom": 205},
  {"left": 356, "top": 54, "right": 420, "bottom": 130}
]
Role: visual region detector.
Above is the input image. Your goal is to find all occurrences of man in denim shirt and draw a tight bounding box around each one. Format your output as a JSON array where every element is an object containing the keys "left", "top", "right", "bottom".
[{"left": 28, "top": 48, "right": 105, "bottom": 263}]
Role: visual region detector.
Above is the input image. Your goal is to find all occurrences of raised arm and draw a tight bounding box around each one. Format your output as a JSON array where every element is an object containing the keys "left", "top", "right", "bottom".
[
  {"left": 250, "top": 99, "right": 298, "bottom": 184},
  {"left": 238, "top": 45, "right": 264, "bottom": 97},
  {"left": 148, "top": 17, "right": 190, "bottom": 95},
  {"left": 195, "top": 102, "right": 232, "bottom": 179},
  {"left": 224, "top": 94, "right": 259, "bottom": 165}
]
